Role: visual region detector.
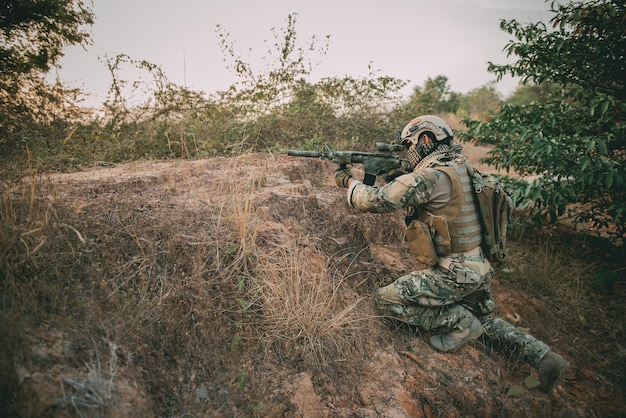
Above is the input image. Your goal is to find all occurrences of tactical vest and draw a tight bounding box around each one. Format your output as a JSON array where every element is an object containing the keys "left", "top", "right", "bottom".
[{"left": 418, "top": 161, "right": 483, "bottom": 256}]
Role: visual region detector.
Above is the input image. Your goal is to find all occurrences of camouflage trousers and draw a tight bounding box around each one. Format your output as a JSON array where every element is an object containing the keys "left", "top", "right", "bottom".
[{"left": 375, "top": 258, "right": 551, "bottom": 367}]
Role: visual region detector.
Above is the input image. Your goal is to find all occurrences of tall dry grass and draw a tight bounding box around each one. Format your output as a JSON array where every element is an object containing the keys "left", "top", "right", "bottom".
[
  {"left": 250, "top": 245, "right": 368, "bottom": 369},
  {"left": 222, "top": 175, "right": 372, "bottom": 371},
  {"left": 0, "top": 156, "right": 377, "bottom": 416}
]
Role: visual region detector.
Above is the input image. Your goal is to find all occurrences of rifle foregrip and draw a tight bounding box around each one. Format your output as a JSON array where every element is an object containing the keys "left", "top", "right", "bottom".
[{"left": 363, "top": 173, "right": 376, "bottom": 186}]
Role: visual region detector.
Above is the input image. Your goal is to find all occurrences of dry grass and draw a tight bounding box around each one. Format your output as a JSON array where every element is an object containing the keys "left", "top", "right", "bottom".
[
  {"left": 498, "top": 230, "right": 625, "bottom": 388},
  {"left": 223, "top": 178, "right": 373, "bottom": 372},
  {"left": 61, "top": 340, "right": 117, "bottom": 417},
  {"left": 250, "top": 246, "right": 368, "bottom": 370},
  {"left": 1, "top": 154, "right": 624, "bottom": 416},
  {"left": 0, "top": 156, "right": 378, "bottom": 416}
]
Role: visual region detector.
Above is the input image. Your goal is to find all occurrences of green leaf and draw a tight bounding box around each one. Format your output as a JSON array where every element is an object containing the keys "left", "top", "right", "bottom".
[
  {"left": 506, "top": 385, "right": 527, "bottom": 396},
  {"left": 532, "top": 184, "right": 542, "bottom": 201},
  {"left": 524, "top": 181, "right": 533, "bottom": 197},
  {"left": 239, "top": 373, "right": 249, "bottom": 389},
  {"left": 600, "top": 100, "right": 609, "bottom": 117},
  {"left": 524, "top": 375, "right": 541, "bottom": 389},
  {"left": 519, "top": 128, "right": 528, "bottom": 141},
  {"left": 597, "top": 140, "right": 607, "bottom": 155},
  {"left": 581, "top": 157, "right": 591, "bottom": 171},
  {"left": 230, "top": 334, "right": 240, "bottom": 349},
  {"left": 227, "top": 244, "right": 239, "bottom": 255},
  {"left": 237, "top": 276, "right": 246, "bottom": 292},
  {"left": 605, "top": 171, "right": 614, "bottom": 188}
]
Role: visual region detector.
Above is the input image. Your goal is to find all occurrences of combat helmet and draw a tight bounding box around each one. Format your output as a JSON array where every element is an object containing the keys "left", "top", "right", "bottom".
[
  {"left": 398, "top": 115, "right": 455, "bottom": 169},
  {"left": 398, "top": 115, "right": 453, "bottom": 146}
]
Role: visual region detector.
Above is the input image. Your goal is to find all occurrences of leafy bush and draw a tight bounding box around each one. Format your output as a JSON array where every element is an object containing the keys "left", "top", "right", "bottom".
[
  {"left": 0, "top": 0, "right": 94, "bottom": 145},
  {"left": 83, "top": 14, "right": 407, "bottom": 161},
  {"left": 460, "top": 0, "right": 625, "bottom": 244}
]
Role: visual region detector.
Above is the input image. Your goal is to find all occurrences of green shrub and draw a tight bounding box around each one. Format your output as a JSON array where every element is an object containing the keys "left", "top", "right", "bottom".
[{"left": 460, "top": 0, "right": 625, "bottom": 245}]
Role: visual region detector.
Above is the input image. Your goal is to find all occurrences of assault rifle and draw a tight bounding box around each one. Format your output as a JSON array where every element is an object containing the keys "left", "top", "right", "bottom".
[{"left": 287, "top": 142, "right": 408, "bottom": 186}]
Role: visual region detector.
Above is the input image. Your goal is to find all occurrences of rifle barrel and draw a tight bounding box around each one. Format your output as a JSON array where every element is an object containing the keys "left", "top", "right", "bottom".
[{"left": 287, "top": 150, "right": 325, "bottom": 158}]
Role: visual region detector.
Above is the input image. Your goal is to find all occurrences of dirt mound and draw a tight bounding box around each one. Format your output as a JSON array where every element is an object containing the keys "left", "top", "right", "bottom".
[{"left": 2, "top": 148, "right": 624, "bottom": 417}]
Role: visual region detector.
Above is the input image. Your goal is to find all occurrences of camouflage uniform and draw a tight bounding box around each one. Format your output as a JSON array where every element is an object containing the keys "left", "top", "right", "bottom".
[{"left": 347, "top": 154, "right": 551, "bottom": 366}]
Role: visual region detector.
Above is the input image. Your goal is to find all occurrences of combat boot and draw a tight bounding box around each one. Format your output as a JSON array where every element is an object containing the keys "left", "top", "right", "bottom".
[
  {"left": 429, "top": 317, "right": 483, "bottom": 353},
  {"left": 537, "top": 351, "right": 569, "bottom": 392}
]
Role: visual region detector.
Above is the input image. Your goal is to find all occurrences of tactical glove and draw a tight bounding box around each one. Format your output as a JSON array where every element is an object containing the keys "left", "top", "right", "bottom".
[
  {"left": 335, "top": 165, "right": 353, "bottom": 188},
  {"left": 384, "top": 168, "right": 407, "bottom": 182},
  {"left": 385, "top": 159, "right": 413, "bottom": 182}
]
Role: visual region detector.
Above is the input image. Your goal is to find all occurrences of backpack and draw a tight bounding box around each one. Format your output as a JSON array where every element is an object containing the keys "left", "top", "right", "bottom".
[{"left": 463, "top": 162, "right": 513, "bottom": 266}]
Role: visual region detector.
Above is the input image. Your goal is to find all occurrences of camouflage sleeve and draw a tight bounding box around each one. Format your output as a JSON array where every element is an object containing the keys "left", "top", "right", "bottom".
[{"left": 347, "top": 169, "right": 441, "bottom": 213}]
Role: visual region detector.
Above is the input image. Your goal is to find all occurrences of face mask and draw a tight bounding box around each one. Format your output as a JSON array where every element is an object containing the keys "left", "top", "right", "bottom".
[{"left": 406, "top": 141, "right": 436, "bottom": 169}]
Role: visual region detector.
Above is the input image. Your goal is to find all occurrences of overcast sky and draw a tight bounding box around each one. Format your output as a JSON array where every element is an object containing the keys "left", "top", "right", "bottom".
[{"left": 55, "top": 0, "right": 553, "bottom": 107}]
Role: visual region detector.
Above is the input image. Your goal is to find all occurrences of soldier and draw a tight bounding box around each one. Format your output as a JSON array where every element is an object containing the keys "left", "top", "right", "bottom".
[{"left": 335, "top": 115, "right": 569, "bottom": 392}]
